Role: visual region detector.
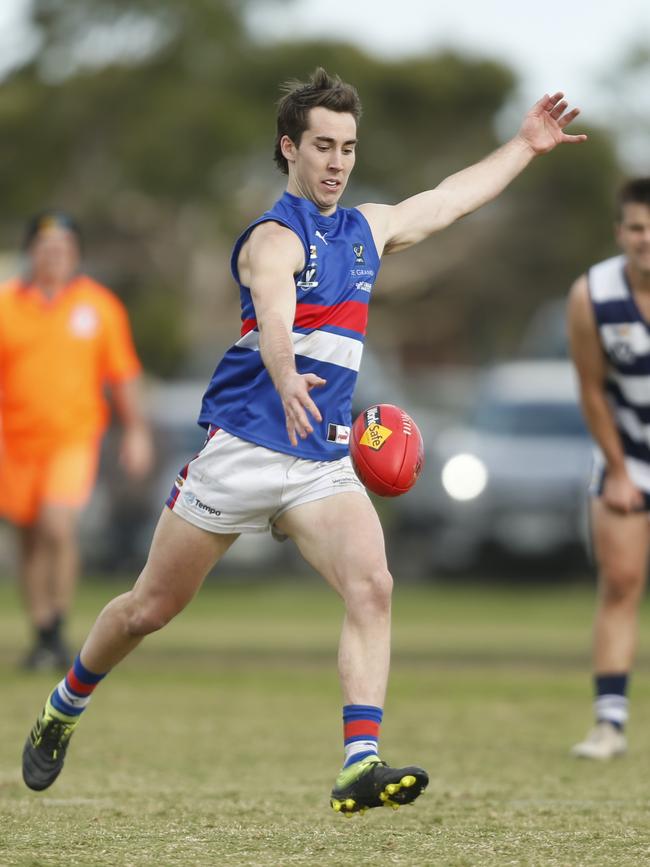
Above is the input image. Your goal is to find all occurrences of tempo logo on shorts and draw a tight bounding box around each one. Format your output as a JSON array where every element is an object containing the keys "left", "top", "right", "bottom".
[{"left": 183, "top": 491, "right": 221, "bottom": 517}]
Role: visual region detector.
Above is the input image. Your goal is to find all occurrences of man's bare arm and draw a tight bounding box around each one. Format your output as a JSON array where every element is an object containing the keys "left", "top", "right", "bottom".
[
  {"left": 359, "top": 92, "right": 587, "bottom": 256},
  {"left": 110, "top": 377, "right": 154, "bottom": 480},
  {"left": 245, "top": 222, "right": 326, "bottom": 446}
]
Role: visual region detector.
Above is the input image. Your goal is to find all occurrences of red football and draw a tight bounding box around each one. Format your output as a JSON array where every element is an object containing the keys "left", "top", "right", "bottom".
[{"left": 350, "top": 404, "right": 425, "bottom": 497}]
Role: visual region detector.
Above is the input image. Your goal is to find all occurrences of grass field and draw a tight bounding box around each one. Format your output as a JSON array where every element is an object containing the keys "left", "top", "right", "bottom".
[{"left": 3, "top": 572, "right": 650, "bottom": 866}]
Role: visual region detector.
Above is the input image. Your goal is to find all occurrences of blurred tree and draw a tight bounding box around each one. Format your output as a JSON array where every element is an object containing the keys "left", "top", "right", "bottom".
[
  {"left": 599, "top": 41, "right": 650, "bottom": 174},
  {"left": 0, "top": 0, "right": 623, "bottom": 375}
]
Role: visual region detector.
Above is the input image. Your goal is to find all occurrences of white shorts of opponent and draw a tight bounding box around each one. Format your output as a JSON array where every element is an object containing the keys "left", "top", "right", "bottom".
[{"left": 166, "top": 426, "right": 367, "bottom": 537}]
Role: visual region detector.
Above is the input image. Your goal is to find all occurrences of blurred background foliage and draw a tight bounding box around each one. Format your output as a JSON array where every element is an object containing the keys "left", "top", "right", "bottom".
[{"left": 0, "top": 0, "right": 628, "bottom": 377}]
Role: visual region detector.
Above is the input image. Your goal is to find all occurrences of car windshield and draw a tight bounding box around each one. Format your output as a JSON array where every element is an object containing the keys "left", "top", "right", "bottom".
[{"left": 471, "top": 400, "right": 588, "bottom": 437}]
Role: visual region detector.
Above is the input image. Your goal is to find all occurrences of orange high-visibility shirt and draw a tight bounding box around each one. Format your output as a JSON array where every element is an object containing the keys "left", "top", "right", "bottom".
[{"left": 0, "top": 274, "right": 142, "bottom": 455}]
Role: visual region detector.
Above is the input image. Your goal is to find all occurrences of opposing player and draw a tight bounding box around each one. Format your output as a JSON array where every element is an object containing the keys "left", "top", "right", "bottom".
[
  {"left": 0, "top": 212, "right": 153, "bottom": 670},
  {"left": 22, "top": 70, "right": 586, "bottom": 813},
  {"left": 568, "top": 178, "right": 650, "bottom": 759}
]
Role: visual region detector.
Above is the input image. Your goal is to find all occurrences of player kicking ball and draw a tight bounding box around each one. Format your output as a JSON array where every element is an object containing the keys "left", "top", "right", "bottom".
[{"left": 22, "top": 68, "right": 586, "bottom": 815}]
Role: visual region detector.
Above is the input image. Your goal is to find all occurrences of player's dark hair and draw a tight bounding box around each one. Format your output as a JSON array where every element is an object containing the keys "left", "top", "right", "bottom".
[
  {"left": 617, "top": 178, "right": 650, "bottom": 220},
  {"left": 274, "top": 67, "right": 362, "bottom": 174},
  {"left": 23, "top": 209, "right": 83, "bottom": 250}
]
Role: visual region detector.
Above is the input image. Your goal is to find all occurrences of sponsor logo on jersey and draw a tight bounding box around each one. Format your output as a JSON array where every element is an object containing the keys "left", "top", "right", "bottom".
[
  {"left": 315, "top": 230, "right": 329, "bottom": 245},
  {"left": 327, "top": 423, "right": 351, "bottom": 444},
  {"left": 355, "top": 281, "right": 372, "bottom": 293}
]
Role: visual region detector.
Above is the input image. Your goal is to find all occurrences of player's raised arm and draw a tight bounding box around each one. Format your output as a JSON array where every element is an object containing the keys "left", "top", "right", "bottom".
[
  {"left": 359, "top": 92, "right": 587, "bottom": 256},
  {"left": 244, "top": 222, "right": 326, "bottom": 446}
]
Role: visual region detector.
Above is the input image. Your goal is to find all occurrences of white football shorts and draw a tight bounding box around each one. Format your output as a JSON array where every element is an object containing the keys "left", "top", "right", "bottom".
[{"left": 166, "top": 427, "right": 367, "bottom": 535}]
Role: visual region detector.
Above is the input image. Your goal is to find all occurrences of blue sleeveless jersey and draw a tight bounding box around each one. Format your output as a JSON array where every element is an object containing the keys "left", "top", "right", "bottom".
[
  {"left": 588, "top": 254, "right": 650, "bottom": 492},
  {"left": 198, "top": 192, "right": 381, "bottom": 460}
]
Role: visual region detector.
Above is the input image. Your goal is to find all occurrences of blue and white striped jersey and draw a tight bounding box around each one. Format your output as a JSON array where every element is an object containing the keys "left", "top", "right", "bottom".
[{"left": 589, "top": 254, "right": 650, "bottom": 491}]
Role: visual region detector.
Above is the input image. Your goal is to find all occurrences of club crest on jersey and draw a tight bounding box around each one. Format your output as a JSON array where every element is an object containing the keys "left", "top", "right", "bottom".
[
  {"left": 610, "top": 341, "right": 636, "bottom": 364},
  {"left": 608, "top": 324, "right": 636, "bottom": 364},
  {"left": 353, "top": 243, "right": 365, "bottom": 264},
  {"left": 296, "top": 253, "right": 319, "bottom": 291}
]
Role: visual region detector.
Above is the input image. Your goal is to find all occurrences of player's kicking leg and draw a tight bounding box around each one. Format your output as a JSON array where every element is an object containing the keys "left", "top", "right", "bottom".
[
  {"left": 274, "top": 492, "right": 428, "bottom": 816},
  {"left": 22, "top": 508, "right": 237, "bottom": 791}
]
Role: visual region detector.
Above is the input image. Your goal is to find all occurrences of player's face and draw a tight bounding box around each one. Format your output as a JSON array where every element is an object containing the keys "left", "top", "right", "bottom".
[
  {"left": 282, "top": 107, "right": 357, "bottom": 215},
  {"left": 616, "top": 203, "right": 650, "bottom": 276},
  {"left": 29, "top": 226, "right": 80, "bottom": 286}
]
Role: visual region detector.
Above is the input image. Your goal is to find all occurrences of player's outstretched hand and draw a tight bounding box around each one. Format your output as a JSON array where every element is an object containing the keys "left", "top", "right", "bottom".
[
  {"left": 518, "top": 92, "right": 587, "bottom": 155},
  {"left": 279, "top": 372, "right": 326, "bottom": 446}
]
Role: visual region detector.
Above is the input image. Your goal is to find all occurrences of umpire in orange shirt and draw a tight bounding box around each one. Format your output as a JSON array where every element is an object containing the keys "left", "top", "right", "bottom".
[{"left": 0, "top": 211, "right": 154, "bottom": 670}]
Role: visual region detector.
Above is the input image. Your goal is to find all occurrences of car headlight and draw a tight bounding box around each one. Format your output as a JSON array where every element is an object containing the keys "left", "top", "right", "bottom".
[{"left": 441, "top": 453, "right": 488, "bottom": 501}]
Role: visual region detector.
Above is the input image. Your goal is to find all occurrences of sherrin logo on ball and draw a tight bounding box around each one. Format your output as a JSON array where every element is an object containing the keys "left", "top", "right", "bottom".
[{"left": 350, "top": 404, "right": 424, "bottom": 497}]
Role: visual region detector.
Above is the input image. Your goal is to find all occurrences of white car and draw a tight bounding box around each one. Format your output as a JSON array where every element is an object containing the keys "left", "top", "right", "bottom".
[{"left": 428, "top": 360, "right": 593, "bottom": 573}]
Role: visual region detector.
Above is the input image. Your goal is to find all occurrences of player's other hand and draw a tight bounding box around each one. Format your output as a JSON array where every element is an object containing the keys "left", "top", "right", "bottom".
[
  {"left": 279, "top": 372, "right": 326, "bottom": 446},
  {"left": 603, "top": 470, "right": 645, "bottom": 514},
  {"left": 517, "top": 92, "right": 587, "bottom": 155}
]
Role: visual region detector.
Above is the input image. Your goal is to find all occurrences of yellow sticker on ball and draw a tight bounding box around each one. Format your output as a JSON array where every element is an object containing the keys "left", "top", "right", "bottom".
[{"left": 360, "top": 422, "right": 393, "bottom": 450}]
